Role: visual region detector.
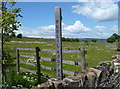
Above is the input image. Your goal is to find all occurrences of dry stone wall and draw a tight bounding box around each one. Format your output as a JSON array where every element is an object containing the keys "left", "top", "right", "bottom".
[{"left": 33, "top": 54, "right": 120, "bottom": 89}]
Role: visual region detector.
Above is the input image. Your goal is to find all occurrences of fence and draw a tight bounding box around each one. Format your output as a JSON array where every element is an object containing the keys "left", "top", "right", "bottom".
[
  {"left": 16, "top": 47, "right": 87, "bottom": 83},
  {"left": 4, "top": 50, "right": 16, "bottom": 82},
  {"left": 16, "top": 47, "right": 41, "bottom": 84}
]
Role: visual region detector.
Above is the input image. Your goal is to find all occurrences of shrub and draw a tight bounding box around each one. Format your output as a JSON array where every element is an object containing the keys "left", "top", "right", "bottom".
[
  {"left": 17, "top": 33, "right": 22, "bottom": 38},
  {"left": 10, "top": 33, "right": 16, "bottom": 38},
  {"left": 91, "top": 39, "right": 97, "bottom": 42},
  {"left": 6, "top": 72, "right": 47, "bottom": 88},
  {"left": 84, "top": 40, "right": 88, "bottom": 42},
  {"left": 106, "top": 37, "right": 116, "bottom": 43}
]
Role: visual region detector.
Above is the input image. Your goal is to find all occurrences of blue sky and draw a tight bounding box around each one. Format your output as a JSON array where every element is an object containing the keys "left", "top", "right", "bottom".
[{"left": 14, "top": 1, "right": 118, "bottom": 39}]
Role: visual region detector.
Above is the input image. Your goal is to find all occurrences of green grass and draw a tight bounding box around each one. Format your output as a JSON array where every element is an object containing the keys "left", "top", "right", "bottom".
[{"left": 4, "top": 37, "right": 116, "bottom": 78}]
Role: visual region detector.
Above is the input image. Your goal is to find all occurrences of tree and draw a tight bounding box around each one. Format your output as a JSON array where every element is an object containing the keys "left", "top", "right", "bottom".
[
  {"left": 10, "top": 32, "right": 16, "bottom": 38},
  {"left": 91, "top": 39, "right": 97, "bottom": 42},
  {"left": 106, "top": 37, "right": 116, "bottom": 43},
  {"left": 0, "top": 1, "right": 22, "bottom": 84},
  {"left": 17, "top": 33, "right": 22, "bottom": 38},
  {"left": 62, "top": 37, "right": 66, "bottom": 41},
  {"left": 111, "top": 33, "right": 120, "bottom": 39},
  {"left": 1, "top": 2, "right": 22, "bottom": 43},
  {"left": 84, "top": 40, "right": 88, "bottom": 42},
  {"left": 106, "top": 33, "right": 120, "bottom": 43},
  {"left": 75, "top": 38, "right": 79, "bottom": 42}
]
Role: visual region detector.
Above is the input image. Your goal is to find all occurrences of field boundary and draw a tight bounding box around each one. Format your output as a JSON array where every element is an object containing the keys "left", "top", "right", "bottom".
[{"left": 16, "top": 47, "right": 87, "bottom": 84}]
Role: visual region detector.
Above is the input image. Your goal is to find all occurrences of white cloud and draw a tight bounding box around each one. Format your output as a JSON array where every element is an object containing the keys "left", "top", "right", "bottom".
[
  {"left": 95, "top": 25, "right": 106, "bottom": 31},
  {"left": 94, "top": 25, "right": 118, "bottom": 38},
  {"left": 16, "top": 21, "right": 117, "bottom": 39},
  {"left": 17, "top": 25, "right": 55, "bottom": 38},
  {"left": 64, "top": 21, "right": 91, "bottom": 33},
  {"left": 17, "top": 20, "right": 92, "bottom": 38},
  {"left": 72, "top": 0, "right": 118, "bottom": 21},
  {"left": 95, "top": 25, "right": 117, "bottom": 32}
]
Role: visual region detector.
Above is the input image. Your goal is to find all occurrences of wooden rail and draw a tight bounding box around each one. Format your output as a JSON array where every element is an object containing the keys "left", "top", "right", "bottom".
[
  {"left": 41, "top": 49, "right": 80, "bottom": 54},
  {"left": 20, "top": 61, "right": 36, "bottom": 67},
  {"left": 5, "top": 50, "right": 16, "bottom": 53},
  {"left": 20, "top": 67, "right": 52, "bottom": 78},
  {"left": 20, "top": 61, "right": 75, "bottom": 75},
  {"left": 41, "top": 57, "right": 81, "bottom": 66},
  {"left": 20, "top": 67, "right": 36, "bottom": 74},
  {"left": 20, "top": 55, "right": 36, "bottom": 59},
  {"left": 16, "top": 47, "right": 41, "bottom": 84},
  {"left": 41, "top": 65, "right": 74, "bottom": 75},
  {"left": 16, "top": 47, "right": 86, "bottom": 83},
  {"left": 17, "top": 48, "right": 36, "bottom": 51}
]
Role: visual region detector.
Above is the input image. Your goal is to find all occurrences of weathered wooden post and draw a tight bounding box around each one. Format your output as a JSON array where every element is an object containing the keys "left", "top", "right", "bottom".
[
  {"left": 118, "top": 1, "right": 120, "bottom": 51},
  {"left": 80, "top": 48, "right": 86, "bottom": 72},
  {"left": 0, "top": 1, "right": 5, "bottom": 86},
  {"left": 16, "top": 49, "right": 20, "bottom": 74},
  {"left": 36, "top": 47, "right": 41, "bottom": 84},
  {"left": 55, "top": 6, "right": 63, "bottom": 80},
  {"left": 0, "top": 22, "right": 3, "bottom": 87}
]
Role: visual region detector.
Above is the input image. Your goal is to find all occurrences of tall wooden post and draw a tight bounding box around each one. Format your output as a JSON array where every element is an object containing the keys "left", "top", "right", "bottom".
[
  {"left": 0, "top": 24, "right": 3, "bottom": 87},
  {"left": 55, "top": 6, "right": 63, "bottom": 80},
  {"left": 36, "top": 47, "right": 41, "bottom": 84},
  {"left": 118, "top": 1, "right": 120, "bottom": 51},
  {"left": 80, "top": 48, "right": 86, "bottom": 72},
  {"left": 0, "top": 1, "right": 4, "bottom": 86},
  {"left": 16, "top": 49, "right": 20, "bottom": 74}
]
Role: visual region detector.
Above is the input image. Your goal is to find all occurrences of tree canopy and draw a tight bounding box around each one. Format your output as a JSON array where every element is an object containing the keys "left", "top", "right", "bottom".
[
  {"left": 106, "top": 33, "right": 120, "bottom": 43},
  {"left": 0, "top": 2, "right": 22, "bottom": 43}
]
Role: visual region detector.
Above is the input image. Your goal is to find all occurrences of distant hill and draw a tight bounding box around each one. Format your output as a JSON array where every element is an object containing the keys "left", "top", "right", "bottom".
[
  {"left": 16, "top": 37, "right": 106, "bottom": 42},
  {"left": 79, "top": 38, "right": 106, "bottom": 42}
]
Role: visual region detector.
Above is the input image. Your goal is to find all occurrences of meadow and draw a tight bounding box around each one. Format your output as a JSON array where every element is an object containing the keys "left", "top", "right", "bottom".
[{"left": 4, "top": 37, "right": 116, "bottom": 87}]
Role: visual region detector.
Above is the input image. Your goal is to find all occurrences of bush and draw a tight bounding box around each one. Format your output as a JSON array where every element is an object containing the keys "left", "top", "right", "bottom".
[
  {"left": 106, "top": 37, "right": 116, "bottom": 43},
  {"left": 10, "top": 33, "right": 16, "bottom": 38},
  {"left": 84, "top": 40, "right": 88, "bottom": 42},
  {"left": 91, "top": 39, "right": 97, "bottom": 42},
  {"left": 62, "top": 37, "right": 79, "bottom": 42},
  {"left": 6, "top": 73, "right": 32, "bottom": 88},
  {"left": 106, "top": 33, "right": 120, "bottom": 43},
  {"left": 6, "top": 72, "right": 47, "bottom": 88},
  {"left": 17, "top": 33, "right": 22, "bottom": 38}
]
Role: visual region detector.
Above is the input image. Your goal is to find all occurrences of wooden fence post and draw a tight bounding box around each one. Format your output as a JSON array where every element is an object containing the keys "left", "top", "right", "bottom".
[
  {"left": 0, "top": 22, "right": 3, "bottom": 86},
  {"left": 118, "top": 1, "right": 120, "bottom": 51},
  {"left": 55, "top": 6, "right": 63, "bottom": 80},
  {"left": 16, "top": 49, "right": 20, "bottom": 74},
  {"left": 80, "top": 48, "right": 86, "bottom": 72},
  {"left": 36, "top": 47, "right": 41, "bottom": 84}
]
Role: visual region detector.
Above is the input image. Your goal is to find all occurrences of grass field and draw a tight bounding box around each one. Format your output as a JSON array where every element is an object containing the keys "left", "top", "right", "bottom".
[
  {"left": 4, "top": 37, "right": 117, "bottom": 88},
  {"left": 4, "top": 37, "right": 116, "bottom": 78}
]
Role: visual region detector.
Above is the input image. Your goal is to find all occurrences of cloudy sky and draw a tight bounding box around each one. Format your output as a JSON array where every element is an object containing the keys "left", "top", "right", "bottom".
[{"left": 14, "top": 0, "right": 119, "bottom": 39}]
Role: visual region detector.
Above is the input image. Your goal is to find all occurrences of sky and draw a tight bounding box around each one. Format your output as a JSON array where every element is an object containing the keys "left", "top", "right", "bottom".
[{"left": 13, "top": 0, "right": 119, "bottom": 39}]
